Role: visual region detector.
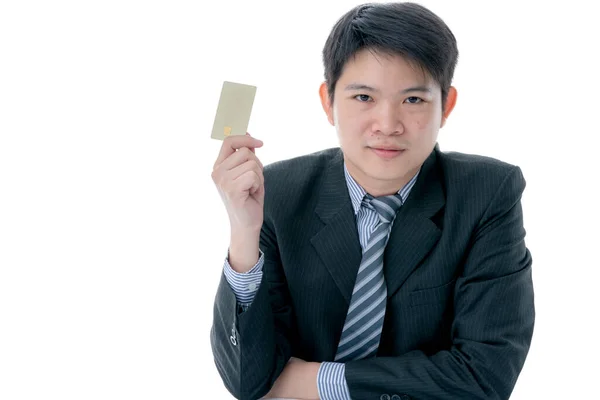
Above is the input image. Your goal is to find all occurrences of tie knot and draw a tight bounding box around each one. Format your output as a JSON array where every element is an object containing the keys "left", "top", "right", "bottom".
[{"left": 363, "top": 193, "right": 403, "bottom": 223}]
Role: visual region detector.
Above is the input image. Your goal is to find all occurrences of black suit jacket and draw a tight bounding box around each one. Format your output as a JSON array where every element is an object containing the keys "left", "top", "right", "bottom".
[{"left": 211, "top": 144, "right": 534, "bottom": 400}]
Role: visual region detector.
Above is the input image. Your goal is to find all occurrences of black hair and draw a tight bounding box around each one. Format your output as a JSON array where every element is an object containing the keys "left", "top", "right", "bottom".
[{"left": 322, "top": 2, "right": 459, "bottom": 110}]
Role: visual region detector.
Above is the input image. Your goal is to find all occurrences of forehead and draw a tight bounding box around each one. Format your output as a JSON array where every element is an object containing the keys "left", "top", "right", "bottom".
[{"left": 339, "top": 48, "right": 434, "bottom": 86}]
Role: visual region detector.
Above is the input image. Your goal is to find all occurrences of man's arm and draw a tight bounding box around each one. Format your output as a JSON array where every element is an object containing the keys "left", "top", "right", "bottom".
[
  {"left": 211, "top": 217, "right": 296, "bottom": 400},
  {"left": 340, "top": 166, "right": 534, "bottom": 400}
]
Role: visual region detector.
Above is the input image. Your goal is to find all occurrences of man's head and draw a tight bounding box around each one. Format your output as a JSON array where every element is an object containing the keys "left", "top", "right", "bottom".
[{"left": 319, "top": 2, "right": 458, "bottom": 196}]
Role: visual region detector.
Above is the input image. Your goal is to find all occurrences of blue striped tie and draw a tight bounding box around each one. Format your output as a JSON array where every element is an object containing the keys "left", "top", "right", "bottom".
[{"left": 334, "top": 192, "right": 404, "bottom": 362}]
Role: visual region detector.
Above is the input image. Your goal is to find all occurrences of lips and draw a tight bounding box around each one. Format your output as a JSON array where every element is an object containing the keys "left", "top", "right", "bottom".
[
  {"left": 370, "top": 147, "right": 405, "bottom": 159},
  {"left": 369, "top": 144, "right": 406, "bottom": 151}
]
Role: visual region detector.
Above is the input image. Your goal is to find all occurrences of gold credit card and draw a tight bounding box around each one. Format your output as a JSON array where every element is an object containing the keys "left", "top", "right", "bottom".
[{"left": 211, "top": 81, "right": 257, "bottom": 140}]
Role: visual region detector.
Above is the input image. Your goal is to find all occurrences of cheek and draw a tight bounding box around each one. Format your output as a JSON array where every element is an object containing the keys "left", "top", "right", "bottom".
[
  {"left": 410, "top": 112, "right": 438, "bottom": 134},
  {"left": 414, "top": 119, "right": 431, "bottom": 132},
  {"left": 337, "top": 107, "right": 366, "bottom": 133}
]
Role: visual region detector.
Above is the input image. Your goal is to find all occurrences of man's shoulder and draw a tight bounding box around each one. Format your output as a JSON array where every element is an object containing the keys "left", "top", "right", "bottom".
[
  {"left": 261, "top": 147, "right": 340, "bottom": 209},
  {"left": 439, "top": 148, "right": 517, "bottom": 174},
  {"left": 438, "top": 148, "right": 523, "bottom": 187},
  {"left": 436, "top": 148, "right": 526, "bottom": 209}
]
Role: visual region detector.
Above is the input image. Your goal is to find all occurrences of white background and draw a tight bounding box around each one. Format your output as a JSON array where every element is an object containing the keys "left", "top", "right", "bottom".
[{"left": 1, "top": 0, "right": 598, "bottom": 399}]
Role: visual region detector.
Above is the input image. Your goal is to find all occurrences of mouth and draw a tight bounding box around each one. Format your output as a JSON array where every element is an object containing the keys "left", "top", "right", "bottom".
[{"left": 369, "top": 147, "right": 405, "bottom": 159}]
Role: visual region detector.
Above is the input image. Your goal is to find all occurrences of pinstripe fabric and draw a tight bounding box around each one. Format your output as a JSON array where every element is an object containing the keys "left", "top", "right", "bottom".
[
  {"left": 317, "top": 362, "right": 348, "bottom": 399},
  {"left": 318, "top": 166, "right": 419, "bottom": 399},
  {"left": 334, "top": 166, "right": 418, "bottom": 365},
  {"left": 223, "top": 162, "right": 418, "bottom": 399},
  {"left": 223, "top": 250, "right": 264, "bottom": 305},
  {"left": 211, "top": 145, "right": 534, "bottom": 400},
  {"left": 222, "top": 160, "right": 419, "bottom": 398},
  {"left": 343, "top": 164, "right": 419, "bottom": 249},
  {"left": 334, "top": 192, "right": 404, "bottom": 362}
]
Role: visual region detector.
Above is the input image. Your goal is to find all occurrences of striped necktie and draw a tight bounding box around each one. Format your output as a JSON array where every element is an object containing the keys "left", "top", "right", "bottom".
[{"left": 334, "top": 192, "right": 403, "bottom": 362}]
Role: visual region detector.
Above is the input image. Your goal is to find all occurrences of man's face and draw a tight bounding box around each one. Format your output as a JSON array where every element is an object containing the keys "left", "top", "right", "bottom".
[{"left": 320, "top": 48, "right": 456, "bottom": 196}]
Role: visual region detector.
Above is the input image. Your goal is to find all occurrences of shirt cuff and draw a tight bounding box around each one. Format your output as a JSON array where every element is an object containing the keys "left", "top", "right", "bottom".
[
  {"left": 223, "top": 249, "right": 264, "bottom": 306},
  {"left": 317, "top": 362, "right": 351, "bottom": 400}
]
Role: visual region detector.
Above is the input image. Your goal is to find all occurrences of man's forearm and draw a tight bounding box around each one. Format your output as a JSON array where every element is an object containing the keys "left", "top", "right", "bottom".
[
  {"left": 264, "top": 358, "right": 321, "bottom": 400},
  {"left": 229, "top": 228, "right": 261, "bottom": 273}
]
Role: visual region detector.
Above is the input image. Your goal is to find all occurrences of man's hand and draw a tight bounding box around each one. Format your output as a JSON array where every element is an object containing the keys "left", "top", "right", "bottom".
[
  {"left": 262, "top": 357, "right": 321, "bottom": 400},
  {"left": 211, "top": 133, "right": 266, "bottom": 273}
]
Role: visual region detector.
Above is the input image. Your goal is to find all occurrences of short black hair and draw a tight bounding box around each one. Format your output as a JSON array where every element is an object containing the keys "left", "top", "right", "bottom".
[{"left": 322, "top": 2, "right": 459, "bottom": 110}]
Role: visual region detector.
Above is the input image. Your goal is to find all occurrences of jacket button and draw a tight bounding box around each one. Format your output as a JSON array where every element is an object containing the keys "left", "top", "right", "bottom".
[
  {"left": 380, "top": 395, "right": 390, "bottom": 400},
  {"left": 401, "top": 395, "right": 411, "bottom": 400},
  {"left": 391, "top": 396, "right": 401, "bottom": 400}
]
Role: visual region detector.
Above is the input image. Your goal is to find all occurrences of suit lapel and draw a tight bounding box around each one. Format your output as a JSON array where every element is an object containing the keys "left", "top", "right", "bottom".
[
  {"left": 310, "top": 149, "right": 362, "bottom": 305},
  {"left": 309, "top": 145, "right": 446, "bottom": 304},
  {"left": 384, "top": 145, "right": 445, "bottom": 297}
]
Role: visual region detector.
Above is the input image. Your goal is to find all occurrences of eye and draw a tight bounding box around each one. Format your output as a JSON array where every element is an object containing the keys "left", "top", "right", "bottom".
[
  {"left": 354, "top": 94, "right": 372, "bottom": 102},
  {"left": 405, "top": 96, "right": 423, "bottom": 104}
]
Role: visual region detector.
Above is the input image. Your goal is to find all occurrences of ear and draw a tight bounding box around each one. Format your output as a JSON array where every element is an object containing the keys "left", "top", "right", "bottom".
[
  {"left": 319, "top": 82, "right": 335, "bottom": 126},
  {"left": 440, "top": 86, "right": 457, "bottom": 128}
]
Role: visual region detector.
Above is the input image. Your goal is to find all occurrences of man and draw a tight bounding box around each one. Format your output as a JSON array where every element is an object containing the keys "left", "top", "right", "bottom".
[{"left": 210, "top": 2, "right": 534, "bottom": 399}]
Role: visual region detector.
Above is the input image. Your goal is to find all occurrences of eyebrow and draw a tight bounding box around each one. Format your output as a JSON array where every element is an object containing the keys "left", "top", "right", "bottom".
[{"left": 344, "top": 83, "right": 432, "bottom": 94}]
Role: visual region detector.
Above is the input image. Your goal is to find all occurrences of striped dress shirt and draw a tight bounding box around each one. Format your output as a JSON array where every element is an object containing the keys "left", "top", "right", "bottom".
[{"left": 223, "top": 163, "right": 419, "bottom": 399}]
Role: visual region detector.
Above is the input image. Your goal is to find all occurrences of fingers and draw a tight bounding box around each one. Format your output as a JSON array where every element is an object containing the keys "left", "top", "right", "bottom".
[
  {"left": 246, "top": 132, "right": 256, "bottom": 154},
  {"left": 214, "top": 133, "right": 263, "bottom": 168},
  {"left": 234, "top": 169, "right": 262, "bottom": 196},
  {"left": 214, "top": 156, "right": 264, "bottom": 195},
  {"left": 218, "top": 146, "right": 263, "bottom": 172},
  {"left": 228, "top": 159, "right": 264, "bottom": 185},
  {"left": 220, "top": 167, "right": 262, "bottom": 202}
]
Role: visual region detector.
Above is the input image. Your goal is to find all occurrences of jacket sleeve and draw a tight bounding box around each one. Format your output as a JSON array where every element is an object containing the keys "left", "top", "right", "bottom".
[
  {"left": 210, "top": 215, "right": 296, "bottom": 400},
  {"left": 344, "top": 166, "right": 535, "bottom": 400}
]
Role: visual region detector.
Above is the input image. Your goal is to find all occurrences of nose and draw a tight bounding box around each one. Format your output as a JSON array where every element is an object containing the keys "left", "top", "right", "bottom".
[{"left": 373, "top": 103, "right": 404, "bottom": 135}]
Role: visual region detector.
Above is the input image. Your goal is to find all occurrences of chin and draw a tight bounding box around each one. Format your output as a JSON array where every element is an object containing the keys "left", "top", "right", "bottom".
[
  {"left": 359, "top": 159, "right": 400, "bottom": 176},
  {"left": 370, "top": 168, "right": 407, "bottom": 182}
]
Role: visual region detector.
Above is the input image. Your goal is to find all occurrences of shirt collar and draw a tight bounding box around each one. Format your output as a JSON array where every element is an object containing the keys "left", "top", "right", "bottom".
[{"left": 343, "top": 162, "right": 420, "bottom": 215}]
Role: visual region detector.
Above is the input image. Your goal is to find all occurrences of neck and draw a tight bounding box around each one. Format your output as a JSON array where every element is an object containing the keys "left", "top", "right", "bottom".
[{"left": 345, "top": 161, "right": 418, "bottom": 198}]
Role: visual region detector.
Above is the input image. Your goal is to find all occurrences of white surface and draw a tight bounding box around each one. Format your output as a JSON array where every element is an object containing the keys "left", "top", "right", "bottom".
[{"left": 1, "top": 0, "right": 598, "bottom": 399}]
